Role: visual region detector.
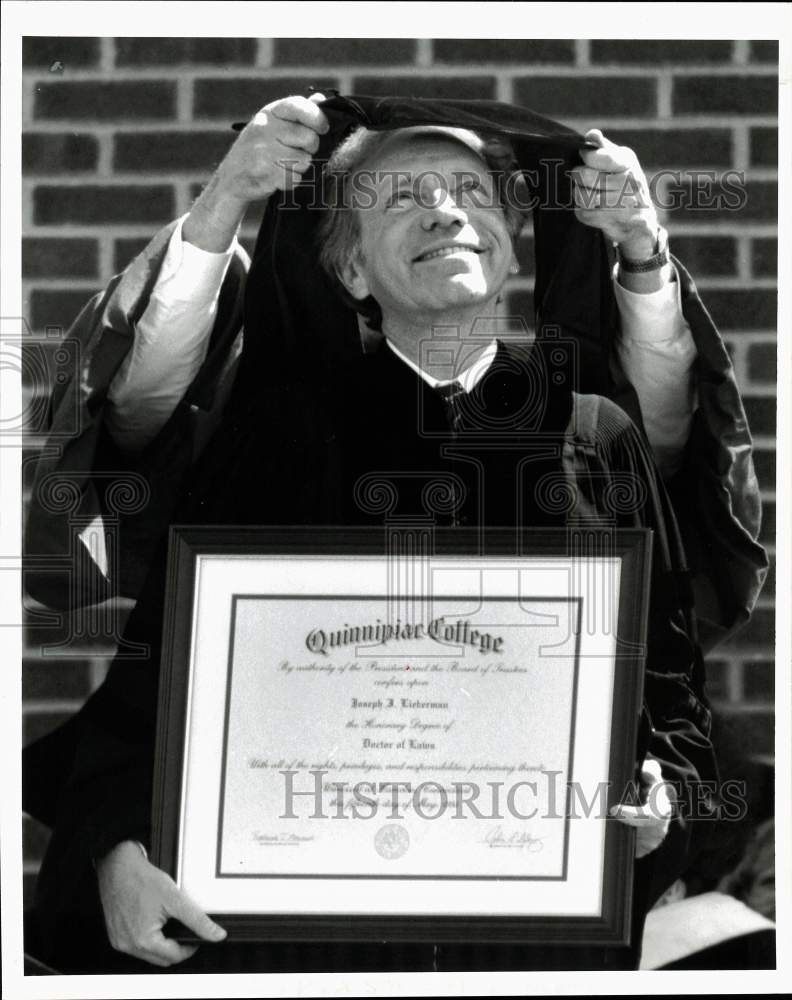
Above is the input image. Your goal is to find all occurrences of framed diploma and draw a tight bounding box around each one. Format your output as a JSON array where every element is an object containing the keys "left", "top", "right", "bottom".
[{"left": 152, "top": 526, "right": 652, "bottom": 946}]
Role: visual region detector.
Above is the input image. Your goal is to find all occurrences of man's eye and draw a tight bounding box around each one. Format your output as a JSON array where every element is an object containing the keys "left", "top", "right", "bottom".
[
  {"left": 388, "top": 190, "right": 415, "bottom": 207},
  {"left": 456, "top": 179, "right": 487, "bottom": 204}
]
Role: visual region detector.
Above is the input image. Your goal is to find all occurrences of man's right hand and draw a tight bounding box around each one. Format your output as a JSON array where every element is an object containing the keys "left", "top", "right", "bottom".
[
  {"left": 183, "top": 93, "right": 330, "bottom": 252},
  {"left": 95, "top": 840, "right": 227, "bottom": 967}
]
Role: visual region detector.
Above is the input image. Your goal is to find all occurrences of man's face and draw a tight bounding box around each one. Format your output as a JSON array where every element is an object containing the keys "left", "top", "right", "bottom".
[{"left": 339, "top": 134, "right": 517, "bottom": 326}]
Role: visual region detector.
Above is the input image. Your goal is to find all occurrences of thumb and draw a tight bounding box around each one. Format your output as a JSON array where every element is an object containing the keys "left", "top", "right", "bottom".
[
  {"left": 169, "top": 890, "right": 227, "bottom": 943},
  {"left": 640, "top": 758, "right": 664, "bottom": 783},
  {"left": 580, "top": 130, "right": 637, "bottom": 173},
  {"left": 309, "top": 91, "right": 327, "bottom": 104},
  {"left": 584, "top": 128, "right": 609, "bottom": 149}
]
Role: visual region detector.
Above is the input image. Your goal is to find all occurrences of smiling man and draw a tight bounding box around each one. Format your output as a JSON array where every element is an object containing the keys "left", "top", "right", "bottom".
[
  {"left": 24, "top": 93, "right": 765, "bottom": 974},
  {"left": 326, "top": 129, "right": 518, "bottom": 334}
]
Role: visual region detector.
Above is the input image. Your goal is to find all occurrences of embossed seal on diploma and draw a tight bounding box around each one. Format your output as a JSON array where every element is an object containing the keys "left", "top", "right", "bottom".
[{"left": 374, "top": 824, "right": 410, "bottom": 860}]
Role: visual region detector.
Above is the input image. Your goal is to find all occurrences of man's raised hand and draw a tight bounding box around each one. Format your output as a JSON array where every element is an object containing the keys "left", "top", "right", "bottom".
[
  {"left": 96, "top": 840, "right": 227, "bottom": 967},
  {"left": 572, "top": 128, "right": 659, "bottom": 262},
  {"left": 184, "top": 93, "right": 329, "bottom": 252}
]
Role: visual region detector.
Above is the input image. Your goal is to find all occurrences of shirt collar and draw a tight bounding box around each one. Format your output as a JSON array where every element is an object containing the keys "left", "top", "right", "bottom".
[{"left": 385, "top": 338, "right": 498, "bottom": 393}]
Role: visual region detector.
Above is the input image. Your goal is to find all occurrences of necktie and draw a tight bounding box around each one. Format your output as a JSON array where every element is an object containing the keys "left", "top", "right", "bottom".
[{"left": 435, "top": 380, "right": 466, "bottom": 433}]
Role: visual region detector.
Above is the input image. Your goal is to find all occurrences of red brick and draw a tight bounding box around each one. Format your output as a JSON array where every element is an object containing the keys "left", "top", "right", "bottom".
[
  {"left": 193, "top": 77, "right": 338, "bottom": 119},
  {"left": 752, "top": 450, "right": 776, "bottom": 491},
  {"left": 115, "top": 37, "right": 256, "bottom": 66},
  {"left": 702, "top": 658, "right": 733, "bottom": 703},
  {"left": 22, "top": 658, "right": 93, "bottom": 700},
  {"left": 742, "top": 660, "right": 775, "bottom": 701},
  {"left": 274, "top": 38, "right": 417, "bottom": 65},
  {"left": 433, "top": 39, "right": 575, "bottom": 64},
  {"left": 34, "top": 184, "right": 175, "bottom": 224},
  {"left": 23, "top": 133, "right": 98, "bottom": 173},
  {"left": 591, "top": 40, "right": 732, "bottom": 64},
  {"left": 513, "top": 76, "right": 655, "bottom": 117},
  {"left": 353, "top": 75, "right": 496, "bottom": 101},
  {"left": 34, "top": 81, "right": 176, "bottom": 120},
  {"left": 114, "top": 237, "right": 153, "bottom": 273},
  {"left": 22, "top": 238, "right": 98, "bottom": 279},
  {"left": 758, "top": 499, "right": 776, "bottom": 548},
  {"left": 671, "top": 235, "right": 737, "bottom": 276},
  {"left": 749, "top": 42, "right": 779, "bottom": 63},
  {"left": 742, "top": 181, "right": 778, "bottom": 219},
  {"left": 29, "top": 289, "right": 101, "bottom": 333},
  {"left": 743, "top": 395, "right": 776, "bottom": 438},
  {"left": 747, "top": 342, "right": 776, "bottom": 382},
  {"left": 711, "top": 709, "right": 775, "bottom": 772},
  {"left": 759, "top": 561, "right": 775, "bottom": 601},
  {"left": 672, "top": 75, "right": 778, "bottom": 115},
  {"left": 604, "top": 128, "right": 732, "bottom": 168},
  {"left": 752, "top": 238, "right": 777, "bottom": 278},
  {"left": 664, "top": 180, "right": 776, "bottom": 222},
  {"left": 113, "top": 130, "right": 233, "bottom": 172},
  {"left": 750, "top": 127, "right": 778, "bottom": 167},
  {"left": 23, "top": 36, "right": 99, "bottom": 69},
  {"left": 722, "top": 608, "right": 774, "bottom": 649},
  {"left": 699, "top": 288, "right": 776, "bottom": 331}
]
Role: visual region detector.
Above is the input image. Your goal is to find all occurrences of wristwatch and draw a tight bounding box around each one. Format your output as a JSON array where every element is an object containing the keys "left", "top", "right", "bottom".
[{"left": 617, "top": 226, "right": 669, "bottom": 274}]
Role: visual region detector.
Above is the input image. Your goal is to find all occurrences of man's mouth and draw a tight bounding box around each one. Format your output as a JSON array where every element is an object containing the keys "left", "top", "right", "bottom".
[{"left": 413, "top": 244, "right": 484, "bottom": 263}]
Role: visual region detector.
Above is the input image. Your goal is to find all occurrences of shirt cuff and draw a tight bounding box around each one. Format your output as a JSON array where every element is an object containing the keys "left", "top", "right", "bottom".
[
  {"left": 156, "top": 213, "right": 237, "bottom": 305},
  {"left": 612, "top": 262, "right": 686, "bottom": 345}
]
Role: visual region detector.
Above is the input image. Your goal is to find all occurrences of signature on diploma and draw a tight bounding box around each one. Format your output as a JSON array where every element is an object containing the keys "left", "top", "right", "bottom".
[
  {"left": 480, "top": 825, "right": 544, "bottom": 852},
  {"left": 253, "top": 831, "right": 315, "bottom": 847}
]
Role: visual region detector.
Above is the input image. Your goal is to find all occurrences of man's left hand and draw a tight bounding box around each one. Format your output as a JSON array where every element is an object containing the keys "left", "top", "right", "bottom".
[
  {"left": 611, "top": 758, "right": 675, "bottom": 858},
  {"left": 572, "top": 129, "right": 659, "bottom": 261}
]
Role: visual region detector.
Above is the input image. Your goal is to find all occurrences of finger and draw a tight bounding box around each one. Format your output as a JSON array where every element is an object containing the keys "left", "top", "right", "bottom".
[
  {"left": 270, "top": 95, "right": 330, "bottom": 134},
  {"left": 610, "top": 805, "right": 665, "bottom": 826},
  {"left": 169, "top": 891, "right": 227, "bottom": 943},
  {"left": 274, "top": 154, "right": 312, "bottom": 178},
  {"left": 580, "top": 137, "right": 638, "bottom": 174},
  {"left": 572, "top": 166, "right": 632, "bottom": 188},
  {"left": 309, "top": 91, "right": 328, "bottom": 105},
  {"left": 273, "top": 121, "right": 322, "bottom": 154},
  {"left": 639, "top": 759, "right": 664, "bottom": 783},
  {"left": 583, "top": 128, "right": 611, "bottom": 149},
  {"left": 143, "top": 934, "right": 200, "bottom": 966},
  {"left": 573, "top": 186, "right": 645, "bottom": 213}
]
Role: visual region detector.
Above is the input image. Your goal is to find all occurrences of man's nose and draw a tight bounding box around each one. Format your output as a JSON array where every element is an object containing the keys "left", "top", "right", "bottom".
[{"left": 420, "top": 187, "right": 467, "bottom": 228}]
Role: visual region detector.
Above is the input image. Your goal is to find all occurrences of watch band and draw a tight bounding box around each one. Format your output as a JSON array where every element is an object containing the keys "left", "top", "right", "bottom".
[{"left": 618, "top": 227, "right": 669, "bottom": 273}]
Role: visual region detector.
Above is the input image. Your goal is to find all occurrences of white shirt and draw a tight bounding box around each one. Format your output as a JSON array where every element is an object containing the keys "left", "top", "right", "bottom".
[{"left": 106, "top": 216, "right": 697, "bottom": 477}]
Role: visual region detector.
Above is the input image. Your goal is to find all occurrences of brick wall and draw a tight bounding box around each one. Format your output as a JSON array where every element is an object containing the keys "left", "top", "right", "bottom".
[{"left": 21, "top": 37, "right": 778, "bottom": 904}]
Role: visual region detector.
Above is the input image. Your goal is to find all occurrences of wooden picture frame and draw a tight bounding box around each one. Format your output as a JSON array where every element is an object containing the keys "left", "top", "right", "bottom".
[{"left": 151, "top": 525, "right": 651, "bottom": 946}]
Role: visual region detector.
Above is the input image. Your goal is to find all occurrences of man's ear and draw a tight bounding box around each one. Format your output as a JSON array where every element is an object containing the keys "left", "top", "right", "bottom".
[{"left": 337, "top": 250, "right": 370, "bottom": 302}]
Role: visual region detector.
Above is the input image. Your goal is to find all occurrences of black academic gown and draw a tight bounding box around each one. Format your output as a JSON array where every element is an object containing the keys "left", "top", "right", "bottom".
[{"left": 30, "top": 338, "right": 716, "bottom": 973}]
